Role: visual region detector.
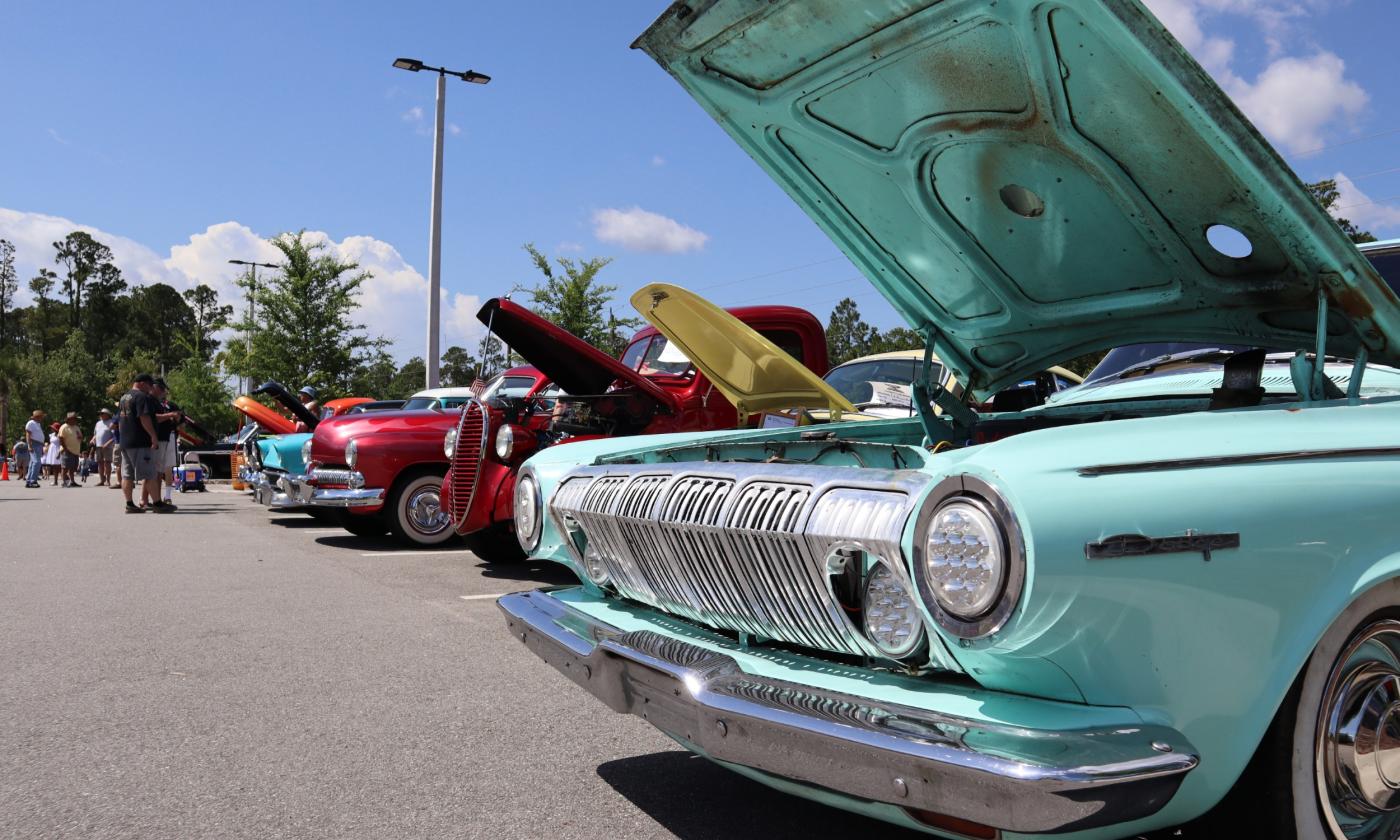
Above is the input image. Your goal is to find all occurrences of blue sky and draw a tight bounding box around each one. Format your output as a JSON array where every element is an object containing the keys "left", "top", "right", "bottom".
[{"left": 2, "top": 0, "right": 1398, "bottom": 362}]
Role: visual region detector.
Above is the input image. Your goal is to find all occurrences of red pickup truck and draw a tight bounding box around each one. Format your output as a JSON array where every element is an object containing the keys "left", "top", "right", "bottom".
[{"left": 297, "top": 298, "right": 829, "bottom": 551}]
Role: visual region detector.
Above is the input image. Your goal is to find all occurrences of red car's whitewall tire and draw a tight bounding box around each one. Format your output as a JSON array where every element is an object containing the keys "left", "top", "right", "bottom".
[{"left": 387, "top": 471, "right": 456, "bottom": 547}]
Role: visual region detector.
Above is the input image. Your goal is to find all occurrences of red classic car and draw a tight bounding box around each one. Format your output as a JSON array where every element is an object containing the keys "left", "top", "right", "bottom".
[
  {"left": 293, "top": 369, "right": 552, "bottom": 542},
  {"left": 441, "top": 297, "right": 831, "bottom": 560}
]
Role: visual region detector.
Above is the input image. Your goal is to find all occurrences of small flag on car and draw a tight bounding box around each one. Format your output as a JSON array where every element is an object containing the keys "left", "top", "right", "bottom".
[{"left": 470, "top": 378, "right": 487, "bottom": 396}]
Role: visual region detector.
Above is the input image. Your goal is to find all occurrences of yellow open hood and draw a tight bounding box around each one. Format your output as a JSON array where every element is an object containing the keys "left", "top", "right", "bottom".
[{"left": 631, "top": 283, "right": 856, "bottom": 421}]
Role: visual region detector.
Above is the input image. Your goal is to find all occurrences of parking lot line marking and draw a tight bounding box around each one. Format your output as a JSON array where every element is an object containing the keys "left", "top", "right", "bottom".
[
  {"left": 299, "top": 529, "right": 346, "bottom": 534},
  {"left": 459, "top": 594, "right": 507, "bottom": 602},
  {"left": 359, "top": 550, "right": 476, "bottom": 557}
]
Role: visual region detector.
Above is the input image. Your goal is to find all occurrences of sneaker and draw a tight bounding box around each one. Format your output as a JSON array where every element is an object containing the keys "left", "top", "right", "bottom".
[
  {"left": 153, "top": 500, "right": 179, "bottom": 512},
  {"left": 150, "top": 503, "right": 175, "bottom": 514},
  {"left": 25, "top": 482, "right": 40, "bottom": 488},
  {"left": 125, "top": 502, "right": 145, "bottom": 514}
]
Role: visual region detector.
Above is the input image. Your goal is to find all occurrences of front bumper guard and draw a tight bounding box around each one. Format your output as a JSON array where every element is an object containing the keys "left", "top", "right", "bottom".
[
  {"left": 499, "top": 588, "right": 1198, "bottom": 835},
  {"left": 294, "top": 470, "right": 384, "bottom": 509},
  {"left": 251, "top": 470, "right": 303, "bottom": 509}
]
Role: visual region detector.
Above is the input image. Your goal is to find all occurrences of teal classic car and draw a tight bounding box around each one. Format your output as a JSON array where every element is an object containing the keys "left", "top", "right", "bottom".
[{"left": 499, "top": 2, "right": 1400, "bottom": 839}]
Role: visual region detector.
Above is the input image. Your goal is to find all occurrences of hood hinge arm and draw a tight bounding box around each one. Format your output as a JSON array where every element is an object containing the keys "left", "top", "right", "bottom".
[
  {"left": 1291, "top": 287, "right": 1344, "bottom": 402},
  {"left": 912, "top": 326, "right": 975, "bottom": 444}
]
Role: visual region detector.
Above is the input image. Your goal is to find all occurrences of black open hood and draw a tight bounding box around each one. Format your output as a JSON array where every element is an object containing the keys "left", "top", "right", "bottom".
[
  {"left": 252, "top": 381, "right": 320, "bottom": 429},
  {"left": 477, "top": 298, "right": 678, "bottom": 410}
]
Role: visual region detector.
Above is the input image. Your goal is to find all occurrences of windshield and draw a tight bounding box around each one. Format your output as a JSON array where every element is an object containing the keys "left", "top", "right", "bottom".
[
  {"left": 622, "top": 335, "right": 695, "bottom": 378},
  {"left": 823, "top": 358, "right": 931, "bottom": 407},
  {"left": 479, "top": 375, "right": 538, "bottom": 401},
  {"left": 1084, "top": 343, "right": 1258, "bottom": 384},
  {"left": 401, "top": 397, "right": 436, "bottom": 411}
]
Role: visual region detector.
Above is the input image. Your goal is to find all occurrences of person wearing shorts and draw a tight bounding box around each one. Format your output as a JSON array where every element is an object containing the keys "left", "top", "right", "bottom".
[
  {"left": 58, "top": 412, "right": 83, "bottom": 488},
  {"left": 117, "top": 373, "right": 167, "bottom": 513},
  {"left": 151, "top": 378, "right": 181, "bottom": 507},
  {"left": 93, "top": 407, "right": 115, "bottom": 486}
]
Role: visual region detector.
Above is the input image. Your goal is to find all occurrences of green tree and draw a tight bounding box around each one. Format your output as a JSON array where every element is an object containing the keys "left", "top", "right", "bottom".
[
  {"left": 163, "top": 356, "right": 237, "bottom": 438},
  {"left": 0, "top": 238, "right": 16, "bottom": 349},
  {"left": 233, "top": 231, "right": 388, "bottom": 394},
  {"left": 440, "top": 345, "right": 480, "bottom": 387},
  {"left": 1306, "top": 179, "right": 1377, "bottom": 244},
  {"left": 518, "top": 243, "right": 638, "bottom": 351},
  {"left": 825, "top": 298, "right": 879, "bottom": 366},
  {"left": 869, "top": 325, "right": 923, "bottom": 355},
  {"left": 387, "top": 357, "right": 426, "bottom": 399},
  {"left": 29, "top": 333, "right": 111, "bottom": 425},
  {"left": 348, "top": 348, "right": 398, "bottom": 398},
  {"left": 27, "top": 269, "right": 59, "bottom": 359},
  {"left": 52, "top": 231, "right": 120, "bottom": 329},
  {"left": 182, "top": 284, "right": 233, "bottom": 363},
  {"left": 121, "top": 283, "right": 195, "bottom": 372}
]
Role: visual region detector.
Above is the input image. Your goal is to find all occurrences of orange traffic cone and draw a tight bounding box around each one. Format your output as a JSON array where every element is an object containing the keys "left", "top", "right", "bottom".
[{"left": 0, "top": 459, "right": 9, "bottom": 481}]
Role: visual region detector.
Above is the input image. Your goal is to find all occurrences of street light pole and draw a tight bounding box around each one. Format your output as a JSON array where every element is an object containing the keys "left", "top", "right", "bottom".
[
  {"left": 392, "top": 57, "right": 491, "bottom": 391},
  {"left": 427, "top": 70, "right": 446, "bottom": 390},
  {"left": 228, "top": 259, "right": 278, "bottom": 395}
]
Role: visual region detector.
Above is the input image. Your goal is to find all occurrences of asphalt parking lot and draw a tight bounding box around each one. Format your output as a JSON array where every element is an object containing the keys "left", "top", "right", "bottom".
[{"left": 1, "top": 480, "right": 1191, "bottom": 840}]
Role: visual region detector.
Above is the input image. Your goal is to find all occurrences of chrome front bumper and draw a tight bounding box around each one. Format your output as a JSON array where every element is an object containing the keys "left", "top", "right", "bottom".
[
  {"left": 250, "top": 470, "right": 303, "bottom": 508},
  {"left": 293, "top": 469, "right": 384, "bottom": 509},
  {"left": 499, "top": 588, "right": 1198, "bottom": 835}
]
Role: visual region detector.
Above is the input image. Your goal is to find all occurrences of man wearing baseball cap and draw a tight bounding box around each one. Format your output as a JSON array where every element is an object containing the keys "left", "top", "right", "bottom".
[
  {"left": 58, "top": 411, "right": 83, "bottom": 488},
  {"left": 23, "top": 409, "right": 45, "bottom": 488},
  {"left": 116, "top": 373, "right": 166, "bottom": 513}
]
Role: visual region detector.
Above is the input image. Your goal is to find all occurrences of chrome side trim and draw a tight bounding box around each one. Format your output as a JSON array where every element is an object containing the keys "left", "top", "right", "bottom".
[
  {"left": 1078, "top": 447, "right": 1400, "bottom": 476},
  {"left": 500, "top": 588, "right": 1198, "bottom": 834},
  {"left": 308, "top": 468, "right": 365, "bottom": 489}
]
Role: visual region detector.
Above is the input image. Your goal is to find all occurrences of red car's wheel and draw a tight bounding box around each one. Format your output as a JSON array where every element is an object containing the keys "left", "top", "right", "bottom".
[{"left": 387, "top": 471, "right": 456, "bottom": 547}]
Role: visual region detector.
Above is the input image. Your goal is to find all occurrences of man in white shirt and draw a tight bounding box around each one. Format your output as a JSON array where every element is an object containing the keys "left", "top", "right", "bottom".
[
  {"left": 93, "top": 407, "right": 115, "bottom": 486},
  {"left": 24, "top": 409, "right": 45, "bottom": 488}
]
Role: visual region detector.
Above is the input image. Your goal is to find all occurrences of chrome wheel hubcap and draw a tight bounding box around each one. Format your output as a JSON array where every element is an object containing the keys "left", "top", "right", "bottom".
[
  {"left": 1318, "top": 620, "right": 1400, "bottom": 838},
  {"left": 406, "top": 486, "right": 448, "bottom": 535}
]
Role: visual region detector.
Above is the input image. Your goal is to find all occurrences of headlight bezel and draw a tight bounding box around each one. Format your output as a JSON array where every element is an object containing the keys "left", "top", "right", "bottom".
[
  {"left": 344, "top": 439, "right": 358, "bottom": 470},
  {"left": 495, "top": 425, "right": 514, "bottom": 460},
  {"left": 443, "top": 426, "right": 457, "bottom": 459},
  {"left": 300, "top": 439, "right": 313, "bottom": 468},
  {"left": 513, "top": 468, "right": 543, "bottom": 553},
  {"left": 912, "top": 475, "right": 1026, "bottom": 640}
]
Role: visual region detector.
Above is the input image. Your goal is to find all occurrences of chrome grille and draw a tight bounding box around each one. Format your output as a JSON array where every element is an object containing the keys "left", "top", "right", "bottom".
[
  {"left": 551, "top": 463, "right": 955, "bottom": 666},
  {"left": 447, "top": 398, "right": 488, "bottom": 529}
]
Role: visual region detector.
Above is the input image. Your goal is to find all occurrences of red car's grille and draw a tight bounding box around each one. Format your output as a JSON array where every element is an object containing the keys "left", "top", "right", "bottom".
[{"left": 448, "top": 398, "right": 489, "bottom": 529}]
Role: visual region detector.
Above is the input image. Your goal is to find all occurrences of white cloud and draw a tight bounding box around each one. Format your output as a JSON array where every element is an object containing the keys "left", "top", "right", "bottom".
[
  {"left": 448, "top": 123, "right": 462, "bottom": 136},
  {"left": 47, "top": 128, "right": 70, "bottom": 146},
  {"left": 592, "top": 206, "right": 709, "bottom": 254},
  {"left": 1143, "top": 0, "right": 1369, "bottom": 154},
  {"left": 1332, "top": 172, "right": 1400, "bottom": 234},
  {"left": 650, "top": 155, "right": 666, "bottom": 167},
  {"left": 0, "top": 207, "right": 484, "bottom": 361},
  {"left": 556, "top": 240, "right": 584, "bottom": 253},
  {"left": 1225, "top": 53, "right": 1368, "bottom": 154},
  {"left": 402, "top": 106, "right": 424, "bottom": 123}
]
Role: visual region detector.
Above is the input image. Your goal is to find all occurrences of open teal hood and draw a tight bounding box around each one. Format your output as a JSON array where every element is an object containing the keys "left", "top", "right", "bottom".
[{"left": 634, "top": 0, "right": 1400, "bottom": 397}]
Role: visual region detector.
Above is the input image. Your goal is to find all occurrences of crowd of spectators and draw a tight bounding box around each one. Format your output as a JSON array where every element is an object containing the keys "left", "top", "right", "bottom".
[{"left": 9, "top": 372, "right": 187, "bottom": 512}]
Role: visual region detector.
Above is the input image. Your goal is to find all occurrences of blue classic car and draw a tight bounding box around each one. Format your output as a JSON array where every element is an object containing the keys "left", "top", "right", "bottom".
[{"left": 499, "top": 2, "right": 1400, "bottom": 838}]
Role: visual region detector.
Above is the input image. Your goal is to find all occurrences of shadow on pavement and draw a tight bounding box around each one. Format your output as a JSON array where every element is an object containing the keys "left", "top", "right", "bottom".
[
  {"left": 314, "top": 534, "right": 401, "bottom": 551},
  {"left": 266, "top": 514, "right": 328, "bottom": 528},
  {"left": 596, "top": 751, "right": 929, "bottom": 840},
  {"left": 474, "top": 559, "right": 577, "bottom": 586},
  {"left": 598, "top": 751, "right": 1200, "bottom": 840}
]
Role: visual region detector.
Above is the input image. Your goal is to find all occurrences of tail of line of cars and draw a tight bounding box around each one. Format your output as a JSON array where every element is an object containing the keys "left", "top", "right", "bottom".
[{"left": 232, "top": 2, "right": 1400, "bottom": 837}]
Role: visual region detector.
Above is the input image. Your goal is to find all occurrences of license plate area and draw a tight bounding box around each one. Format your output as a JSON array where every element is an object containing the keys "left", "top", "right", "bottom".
[{"left": 609, "top": 654, "right": 702, "bottom": 742}]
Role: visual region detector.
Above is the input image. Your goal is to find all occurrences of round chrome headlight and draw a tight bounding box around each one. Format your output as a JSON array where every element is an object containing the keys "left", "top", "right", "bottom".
[
  {"left": 514, "top": 471, "right": 542, "bottom": 552},
  {"left": 862, "top": 563, "right": 926, "bottom": 659},
  {"left": 914, "top": 478, "right": 1025, "bottom": 639},
  {"left": 582, "top": 542, "right": 610, "bottom": 586},
  {"left": 300, "top": 439, "right": 313, "bottom": 467},
  {"left": 444, "top": 426, "right": 457, "bottom": 459},
  {"left": 344, "top": 439, "right": 358, "bottom": 470},
  {"left": 495, "top": 425, "right": 515, "bottom": 460}
]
